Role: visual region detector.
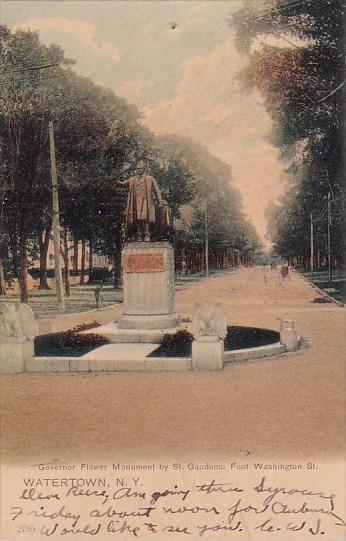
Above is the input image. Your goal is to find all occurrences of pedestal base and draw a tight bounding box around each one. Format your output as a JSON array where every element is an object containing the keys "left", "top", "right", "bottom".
[
  {"left": 192, "top": 337, "right": 224, "bottom": 371},
  {"left": 118, "top": 241, "right": 179, "bottom": 330},
  {"left": 0, "top": 338, "right": 34, "bottom": 373},
  {"left": 118, "top": 313, "right": 180, "bottom": 330}
]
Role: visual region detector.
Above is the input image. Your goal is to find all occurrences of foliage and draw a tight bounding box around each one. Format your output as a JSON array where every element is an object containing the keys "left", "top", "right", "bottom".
[
  {"left": 71, "top": 322, "right": 101, "bottom": 333},
  {"left": 34, "top": 330, "right": 110, "bottom": 357},
  {"left": 150, "top": 329, "right": 194, "bottom": 358},
  {"left": 162, "top": 136, "right": 261, "bottom": 253},
  {"left": 231, "top": 0, "right": 344, "bottom": 263},
  {"left": 0, "top": 23, "right": 263, "bottom": 302}
]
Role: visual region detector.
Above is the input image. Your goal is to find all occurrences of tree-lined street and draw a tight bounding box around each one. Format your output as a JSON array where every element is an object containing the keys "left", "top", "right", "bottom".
[
  {"left": 1, "top": 267, "right": 344, "bottom": 463},
  {"left": 233, "top": 1, "right": 344, "bottom": 270}
]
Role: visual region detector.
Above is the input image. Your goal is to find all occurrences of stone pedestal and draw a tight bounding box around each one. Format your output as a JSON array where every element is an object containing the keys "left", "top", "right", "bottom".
[
  {"left": 192, "top": 336, "right": 224, "bottom": 371},
  {"left": 118, "top": 241, "right": 179, "bottom": 330},
  {"left": 0, "top": 337, "right": 34, "bottom": 373},
  {"left": 280, "top": 320, "right": 298, "bottom": 352}
]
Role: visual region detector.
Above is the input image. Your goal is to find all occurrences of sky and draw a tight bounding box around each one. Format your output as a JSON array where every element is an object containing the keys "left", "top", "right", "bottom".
[{"left": 1, "top": 0, "right": 287, "bottom": 249}]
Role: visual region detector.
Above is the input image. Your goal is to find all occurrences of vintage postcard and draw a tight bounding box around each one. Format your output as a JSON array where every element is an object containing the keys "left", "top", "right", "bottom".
[{"left": 0, "top": 1, "right": 345, "bottom": 540}]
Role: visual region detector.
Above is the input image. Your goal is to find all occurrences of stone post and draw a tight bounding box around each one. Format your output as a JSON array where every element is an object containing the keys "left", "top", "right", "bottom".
[
  {"left": 192, "top": 336, "right": 224, "bottom": 371},
  {"left": 0, "top": 303, "right": 37, "bottom": 373},
  {"left": 280, "top": 319, "right": 298, "bottom": 352},
  {"left": 0, "top": 338, "right": 34, "bottom": 373},
  {"left": 191, "top": 302, "right": 227, "bottom": 371}
]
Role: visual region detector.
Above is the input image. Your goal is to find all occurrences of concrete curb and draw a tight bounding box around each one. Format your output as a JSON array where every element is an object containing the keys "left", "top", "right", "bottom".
[
  {"left": 26, "top": 356, "right": 192, "bottom": 373},
  {"left": 293, "top": 269, "right": 344, "bottom": 308},
  {"left": 224, "top": 342, "right": 286, "bottom": 363},
  {"left": 24, "top": 341, "right": 294, "bottom": 373}
]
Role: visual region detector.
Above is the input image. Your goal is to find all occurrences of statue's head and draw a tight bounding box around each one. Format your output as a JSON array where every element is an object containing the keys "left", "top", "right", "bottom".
[{"left": 135, "top": 160, "right": 146, "bottom": 176}]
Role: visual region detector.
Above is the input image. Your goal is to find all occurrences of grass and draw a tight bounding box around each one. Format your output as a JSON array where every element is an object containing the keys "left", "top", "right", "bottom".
[
  {"left": 175, "top": 268, "right": 233, "bottom": 285},
  {"left": 0, "top": 285, "right": 123, "bottom": 317},
  {"left": 297, "top": 267, "right": 346, "bottom": 304},
  {"left": 0, "top": 269, "right": 233, "bottom": 317}
]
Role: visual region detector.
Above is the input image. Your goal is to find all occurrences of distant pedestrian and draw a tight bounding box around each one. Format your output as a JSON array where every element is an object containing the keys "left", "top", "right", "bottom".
[
  {"left": 95, "top": 285, "right": 102, "bottom": 309},
  {"left": 281, "top": 265, "right": 289, "bottom": 280}
]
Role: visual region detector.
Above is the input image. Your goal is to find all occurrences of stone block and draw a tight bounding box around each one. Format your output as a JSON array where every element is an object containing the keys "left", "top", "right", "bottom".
[
  {"left": 118, "top": 242, "right": 179, "bottom": 329},
  {"left": 280, "top": 329, "right": 298, "bottom": 352},
  {"left": 192, "top": 337, "right": 224, "bottom": 371},
  {"left": 69, "top": 357, "right": 146, "bottom": 372},
  {"left": 0, "top": 338, "right": 33, "bottom": 373},
  {"left": 25, "top": 357, "right": 70, "bottom": 373},
  {"left": 280, "top": 320, "right": 298, "bottom": 352},
  {"left": 144, "top": 357, "right": 191, "bottom": 371},
  {"left": 280, "top": 319, "right": 295, "bottom": 331}
]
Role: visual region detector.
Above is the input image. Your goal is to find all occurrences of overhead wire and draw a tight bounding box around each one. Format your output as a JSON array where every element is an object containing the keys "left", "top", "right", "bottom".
[
  {"left": 312, "top": 206, "right": 327, "bottom": 224},
  {"left": 246, "top": 0, "right": 312, "bottom": 21}
]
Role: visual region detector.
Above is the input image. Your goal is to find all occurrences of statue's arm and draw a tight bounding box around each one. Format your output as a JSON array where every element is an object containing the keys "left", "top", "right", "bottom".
[{"left": 116, "top": 178, "right": 130, "bottom": 186}]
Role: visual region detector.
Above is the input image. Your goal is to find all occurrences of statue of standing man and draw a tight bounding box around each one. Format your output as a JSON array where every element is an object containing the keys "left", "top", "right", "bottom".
[{"left": 117, "top": 160, "right": 172, "bottom": 242}]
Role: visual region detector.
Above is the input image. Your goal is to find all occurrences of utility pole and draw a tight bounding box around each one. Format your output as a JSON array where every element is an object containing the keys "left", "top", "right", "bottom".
[
  {"left": 49, "top": 121, "right": 65, "bottom": 311},
  {"left": 205, "top": 206, "right": 209, "bottom": 276},
  {"left": 310, "top": 213, "right": 314, "bottom": 277},
  {"left": 327, "top": 191, "right": 332, "bottom": 285}
]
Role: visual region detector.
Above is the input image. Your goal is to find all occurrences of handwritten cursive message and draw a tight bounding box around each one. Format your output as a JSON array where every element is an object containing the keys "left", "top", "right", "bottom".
[{"left": 2, "top": 461, "right": 345, "bottom": 541}]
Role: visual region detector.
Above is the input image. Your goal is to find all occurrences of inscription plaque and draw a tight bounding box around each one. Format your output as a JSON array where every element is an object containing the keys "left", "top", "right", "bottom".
[{"left": 126, "top": 252, "right": 165, "bottom": 273}]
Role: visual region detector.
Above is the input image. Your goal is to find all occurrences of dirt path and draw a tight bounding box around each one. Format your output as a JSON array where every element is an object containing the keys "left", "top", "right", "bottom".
[{"left": 1, "top": 267, "right": 345, "bottom": 463}]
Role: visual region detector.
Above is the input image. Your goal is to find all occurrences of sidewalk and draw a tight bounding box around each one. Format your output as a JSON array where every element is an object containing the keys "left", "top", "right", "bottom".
[{"left": 0, "top": 267, "right": 345, "bottom": 463}]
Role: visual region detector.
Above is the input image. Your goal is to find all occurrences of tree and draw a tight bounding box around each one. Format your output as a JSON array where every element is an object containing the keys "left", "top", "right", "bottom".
[
  {"left": 0, "top": 26, "right": 148, "bottom": 297},
  {"left": 154, "top": 136, "right": 261, "bottom": 268},
  {"left": 0, "top": 26, "right": 72, "bottom": 301},
  {"left": 0, "top": 23, "right": 262, "bottom": 303},
  {"left": 232, "top": 0, "right": 344, "bottom": 264}
]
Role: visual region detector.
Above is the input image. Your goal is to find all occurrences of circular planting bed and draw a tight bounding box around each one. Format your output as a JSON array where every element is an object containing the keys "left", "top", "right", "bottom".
[
  {"left": 35, "top": 330, "right": 110, "bottom": 357},
  {"left": 34, "top": 326, "right": 282, "bottom": 362},
  {"left": 149, "top": 326, "right": 280, "bottom": 358}
]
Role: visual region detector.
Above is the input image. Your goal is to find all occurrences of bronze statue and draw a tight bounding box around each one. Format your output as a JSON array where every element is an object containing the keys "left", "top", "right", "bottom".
[{"left": 117, "top": 161, "right": 172, "bottom": 242}]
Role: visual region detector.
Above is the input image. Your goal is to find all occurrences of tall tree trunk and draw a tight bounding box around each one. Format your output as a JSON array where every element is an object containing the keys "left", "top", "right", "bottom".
[
  {"left": 88, "top": 241, "right": 93, "bottom": 283},
  {"left": 0, "top": 259, "right": 7, "bottom": 296},
  {"left": 9, "top": 231, "right": 20, "bottom": 279},
  {"left": 38, "top": 226, "right": 51, "bottom": 289},
  {"left": 19, "top": 238, "right": 28, "bottom": 303},
  {"left": 80, "top": 239, "right": 86, "bottom": 285},
  {"left": 61, "top": 228, "right": 70, "bottom": 296},
  {"left": 113, "top": 251, "right": 122, "bottom": 289},
  {"left": 73, "top": 237, "right": 78, "bottom": 273}
]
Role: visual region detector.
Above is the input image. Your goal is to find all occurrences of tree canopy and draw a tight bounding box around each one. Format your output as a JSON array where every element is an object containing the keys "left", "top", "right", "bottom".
[
  {"left": 0, "top": 24, "right": 261, "bottom": 300},
  {"left": 232, "top": 0, "right": 344, "bottom": 265}
]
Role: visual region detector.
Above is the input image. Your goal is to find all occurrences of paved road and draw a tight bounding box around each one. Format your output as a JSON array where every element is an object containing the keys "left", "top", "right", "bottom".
[{"left": 1, "top": 267, "right": 345, "bottom": 463}]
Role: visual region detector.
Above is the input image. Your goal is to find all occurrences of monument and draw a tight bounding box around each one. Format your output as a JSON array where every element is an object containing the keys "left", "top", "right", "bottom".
[{"left": 117, "top": 161, "right": 178, "bottom": 330}]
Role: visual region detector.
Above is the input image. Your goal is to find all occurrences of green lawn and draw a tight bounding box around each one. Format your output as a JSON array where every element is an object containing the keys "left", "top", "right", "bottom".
[
  {"left": 0, "top": 285, "right": 123, "bottom": 316},
  {"left": 0, "top": 268, "right": 234, "bottom": 317},
  {"left": 175, "top": 268, "right": 231, "bottom": 285},
  {"left": 298, "top": 268, "right": 346, "bottom": 304}
]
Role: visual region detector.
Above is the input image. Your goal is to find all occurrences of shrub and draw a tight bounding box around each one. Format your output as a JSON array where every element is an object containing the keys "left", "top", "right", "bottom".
[
  {"left": 71, "top": 321, "right": 101, "bottom": 333},
  {"left": 62, "top": 331, "right": 109, "bottom": 348},
  {"left": 150, "top": 329, "right": 194, "bottom": 358},
  {"left": 35, "top": 330, "right": 109, "bottom": 357}
]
